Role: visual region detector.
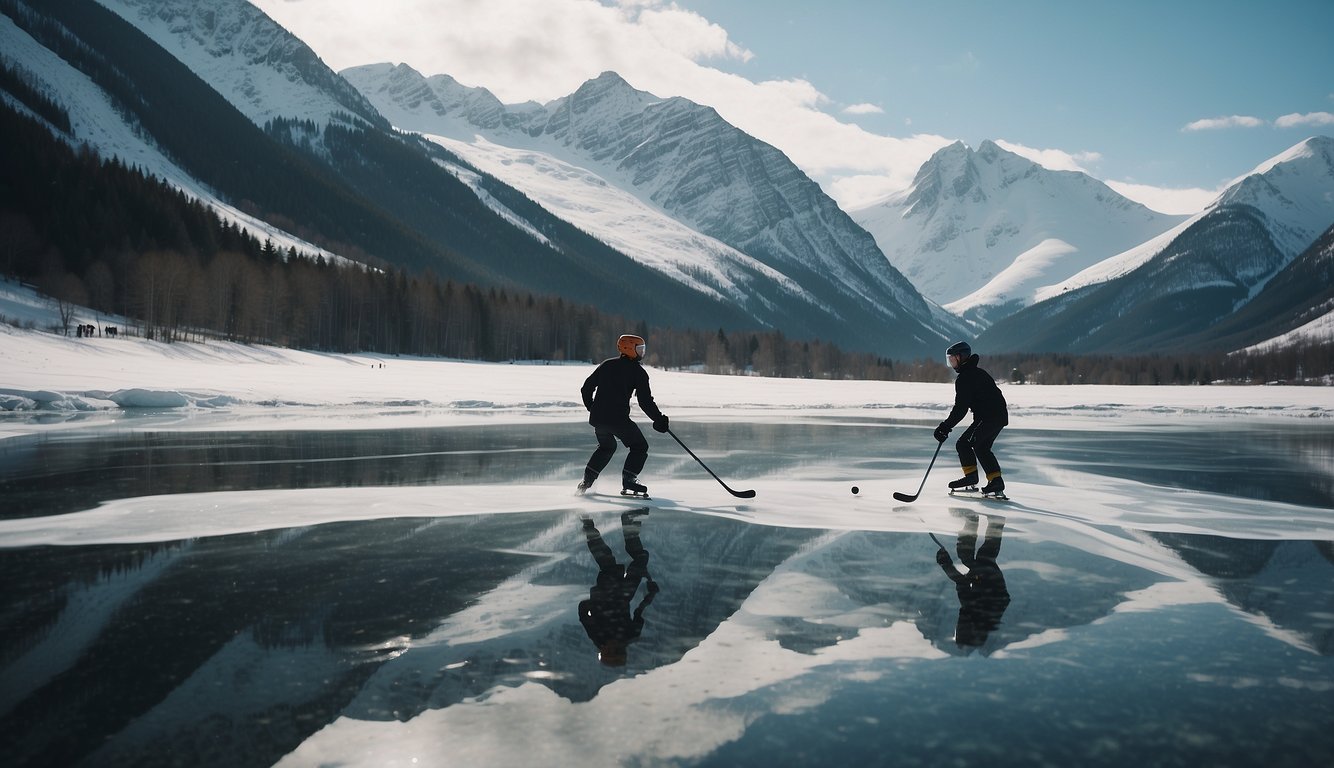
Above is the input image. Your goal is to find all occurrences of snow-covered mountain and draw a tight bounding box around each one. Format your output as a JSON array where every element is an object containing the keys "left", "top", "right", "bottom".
[
  {"left": 980, "top": 136, "right": 1334, "bottom": 354},
  {"left": 342, "top": 63, "right": 964, "bottom": 356},
  {"left": 1224, "top": 221, "right": 1334, "bottom": 353},
  {"left": 11, "top": 0, "right": 963, "bottom": 356},
  {"left": 850, "top": 140, "right": 1186, "bottom": 327},
  {"left": 10, "top": 0, "right": 1323, "bottom": 359},
  {"left": 96, "top": 0, "right": 385, "bottom": 131},
  {"left": 3, "top": 0, "right": 776, "bottom": 343}
]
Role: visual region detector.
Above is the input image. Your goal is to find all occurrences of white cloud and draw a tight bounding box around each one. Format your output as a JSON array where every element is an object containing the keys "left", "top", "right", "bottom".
[
  {"left": 636, "top": 4, "right": 753, "bottom": 63},
  {"left": 994, "top": 140, "right": 1213, "bottom": 216},
  {"left": 1104, "top": 180, "right": 1219, "bottom": 216},
  {"left": 1274, "top": 111, "right": 1334, "bottom": 128},
  {"left": 1182, "top": 115, "right": 1265, "bottom": 132},
  {"left": 842, "top": 103, "right": 884, "bottom": 116},
  {"left": 826, "top": 174, "right": 911, "bottom": 211},
  {"left": 993, "top": 140, "right": 1101, "bottom": 173},
  {"left": 251, "top": 0, "right": 752, "bottom": 103}
]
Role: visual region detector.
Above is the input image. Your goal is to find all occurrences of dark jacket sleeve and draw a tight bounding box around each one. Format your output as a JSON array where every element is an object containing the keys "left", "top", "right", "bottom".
[
  {"left": 581, "top": 364, "right": 602, "bottom": 411},
  {"left": 634, "top": 366, "right": 664, "bottom": 422},
  {"left": 943, "top": 376, "right": 971, "bottom": 429}
]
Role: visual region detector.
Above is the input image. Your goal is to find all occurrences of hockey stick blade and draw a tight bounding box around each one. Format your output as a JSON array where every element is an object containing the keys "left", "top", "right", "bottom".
[
  {"left": 667, "top": 428, "right": 756, "bottom": 499},
  {"left": 892, "top": 441, "right": 944, "bottom": 505}
]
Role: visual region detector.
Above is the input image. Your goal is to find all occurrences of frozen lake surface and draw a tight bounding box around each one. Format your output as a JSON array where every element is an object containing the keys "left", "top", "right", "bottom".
[{"left": 2, "top": 417, "right": 1332, "bottom": 767}]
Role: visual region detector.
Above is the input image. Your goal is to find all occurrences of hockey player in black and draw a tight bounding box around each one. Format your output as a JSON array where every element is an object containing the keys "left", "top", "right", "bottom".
[
  {"left": 935, "top": 341, "right": 1010, "bottom": 497},
  {"left": 578, "top": 334, "right": 670, "bottom": 497}
]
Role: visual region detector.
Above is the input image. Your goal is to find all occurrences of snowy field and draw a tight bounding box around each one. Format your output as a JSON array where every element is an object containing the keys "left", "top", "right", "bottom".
[{"left": 3, "top": 276, "right": 1330, "bottom": 434}]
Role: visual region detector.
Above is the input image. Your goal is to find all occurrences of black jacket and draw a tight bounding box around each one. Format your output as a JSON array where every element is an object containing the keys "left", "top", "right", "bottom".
[
  {"left": 582, "top": 356, "right": 664, "bottom": 426},
  {"left": 943, "top": 354, "right": 1008, "bottom": 429}
]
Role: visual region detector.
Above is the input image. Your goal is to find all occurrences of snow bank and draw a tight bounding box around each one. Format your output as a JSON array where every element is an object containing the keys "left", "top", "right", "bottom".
[{"left": 2, "top": 281, "right": 1331, "bottom": 441}]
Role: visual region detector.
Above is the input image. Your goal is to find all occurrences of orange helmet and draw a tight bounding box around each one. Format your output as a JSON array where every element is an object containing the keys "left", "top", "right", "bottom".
[{"left": 617, "top": 334, "right": 646, "bottom": 360}]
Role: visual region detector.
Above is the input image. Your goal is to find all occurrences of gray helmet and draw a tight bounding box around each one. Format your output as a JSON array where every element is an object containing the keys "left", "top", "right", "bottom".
[{"left": 946, "top": 341, "right": 972, "bottom": 359}]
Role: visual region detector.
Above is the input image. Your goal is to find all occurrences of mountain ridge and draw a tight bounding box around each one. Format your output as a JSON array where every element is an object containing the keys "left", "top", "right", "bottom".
[
  {"left": 980, "top": 136, "right": 1334, "bottom": 354},
  {"left": 850, "top": 139, "right": 1186, "bottom": 327},
  {"left": 343, "top": 63, "right": 962, "bottom": 356}
]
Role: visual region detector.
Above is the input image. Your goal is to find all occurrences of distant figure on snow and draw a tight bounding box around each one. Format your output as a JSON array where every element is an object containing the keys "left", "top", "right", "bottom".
[
  {"left": 578, "top": 510, "right": 658, "bottom": 667},
  {"left": 577, "top": 334, "right": 670, "bottom": 498},
  {"left": 935, "top": 341, "right": 1009, "bottom": 497}
]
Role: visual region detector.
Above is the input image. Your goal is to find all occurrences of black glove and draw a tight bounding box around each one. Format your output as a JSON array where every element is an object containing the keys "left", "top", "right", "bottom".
[
  {"left": 653, "top": 416, "right": 669, "bottom": 433},
  {"left": 933, "top": 422, "right": 951, "bottom": 443},
  {"left": 646, "top": 579, "right": 660, "bottom": 594},
  {"left": 936, "top": 549, "right": 952, "bottom": 566}
]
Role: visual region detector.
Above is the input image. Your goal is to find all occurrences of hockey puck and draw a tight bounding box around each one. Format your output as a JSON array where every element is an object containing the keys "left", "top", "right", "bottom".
[{"left": 850, "top": 486, "right": 860, "bottom": 495}]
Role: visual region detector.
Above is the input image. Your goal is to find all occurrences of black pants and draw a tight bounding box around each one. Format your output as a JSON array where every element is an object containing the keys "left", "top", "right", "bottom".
[
  {"left": 587, "top": 420, "right": 649, "bottom": 479},
  {"left": 955, "top": 420, "right": 1004, "bottom": 480}
]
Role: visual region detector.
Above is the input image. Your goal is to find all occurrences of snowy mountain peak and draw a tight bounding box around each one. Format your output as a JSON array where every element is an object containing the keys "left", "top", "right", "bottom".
[
  {"left": 425, "top": 73, "right": 507, "bottom": 129},
  {"left": 342, "top": 65, "right": 954, "bottom": 354},
  {"left": 544, "top": 71, "right": 657, "bottom": 138},
  {"left": 982, "top": 136, "right": 1334, "bottom": 355},
  {"left": 1214, "top": 135, "right": 1334, "bottom": 257},
  {"left": 852, "top": 139, "right": 1185, "bottom": 324},
  {"left": 905, "top": 140, "right": 1055, "bottom": 216},
  {"left": 1242, "top": 134, "right": 1334, "bottom": 179},
  {"left": 902, "top": 141, "right": 977, "bottom": 213},
  {"left": 976, "top": 138, "right": 1003, "bottom": 157}
]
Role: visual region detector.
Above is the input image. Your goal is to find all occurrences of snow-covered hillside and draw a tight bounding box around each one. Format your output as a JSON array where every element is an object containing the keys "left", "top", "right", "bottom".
[
  {"left": 978, "top": 138, "right": 1334, "bottom": 354},
  {"left": 429, "top": 134, "right": 809, "bottom": 306},
  {"left": 850, "top": 141, "right": 1185, "bottom": 326},
  {"left": 96, "top": 0, "right": 382, "bottom": 130},
  {"left": 0, "top": 10, "right": 338, "bottom": 262},
  {"left": 1038, "top": 136, "right": 1334, "bottom": 303}
]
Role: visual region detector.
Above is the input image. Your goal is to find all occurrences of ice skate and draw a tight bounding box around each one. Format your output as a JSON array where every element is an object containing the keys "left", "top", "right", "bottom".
[
  {"left": 575, "top": 468, "right": 598, "bottom": 496},
  {"left": 621, "top": 472, "right": 650, "bottom": 499},
  {"left": 948, "top": 472, "right": 978, "bottom": 492},
  {"left": 980, "top": 477, "right": 1007, "bottom": 499}
]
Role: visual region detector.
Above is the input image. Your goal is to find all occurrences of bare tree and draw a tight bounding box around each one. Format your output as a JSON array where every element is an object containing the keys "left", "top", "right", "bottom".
[{"left": 38, "top": 270, "right": 88, "bottom": 336}]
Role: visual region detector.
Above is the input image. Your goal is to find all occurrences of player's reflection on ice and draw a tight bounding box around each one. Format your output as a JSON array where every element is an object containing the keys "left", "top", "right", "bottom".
[
  {"left": 577, "top": 509, "right": 659, "bottom": 667},
  {"left": 935, "top": 510, "right": 1010, "bottom": 651}
]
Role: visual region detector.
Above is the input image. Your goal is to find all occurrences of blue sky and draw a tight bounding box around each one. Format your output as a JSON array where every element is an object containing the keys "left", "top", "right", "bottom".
[{"left": 253, "top": 0, "right": 1334, "bottom": 214}]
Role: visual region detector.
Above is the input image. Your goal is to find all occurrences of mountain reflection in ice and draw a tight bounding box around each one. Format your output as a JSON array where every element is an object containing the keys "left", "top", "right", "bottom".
[
  {"left": 4, "top": 503, "right": 1332, "bottom": 767},
  {"left": 1, "top": 421, "right": 1332, "bottom": 767}
]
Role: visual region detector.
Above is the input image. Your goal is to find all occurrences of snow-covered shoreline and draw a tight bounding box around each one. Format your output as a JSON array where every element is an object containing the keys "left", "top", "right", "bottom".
[
  {"left": 3, "top": 316, "right": 1331, "bottom": 442},
  {"left": 2, "top": 276, "right": 1330, "bottom": 440}
]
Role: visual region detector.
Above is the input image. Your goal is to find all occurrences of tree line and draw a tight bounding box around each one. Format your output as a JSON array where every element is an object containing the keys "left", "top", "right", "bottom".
[{"left": 989, "top": 349, "right": 1334, "bottom": 386}]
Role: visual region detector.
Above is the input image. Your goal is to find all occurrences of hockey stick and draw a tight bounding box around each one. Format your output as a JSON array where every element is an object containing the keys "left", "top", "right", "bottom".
[
  {"left": 892, "top": 441, "right": 944, "bottom": 503},
  {"left": 927, "top": 531, "right": 947, "bottom": 550},
  {"left": 666, "top": 428, "right": 757, "bottom": 499}
]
